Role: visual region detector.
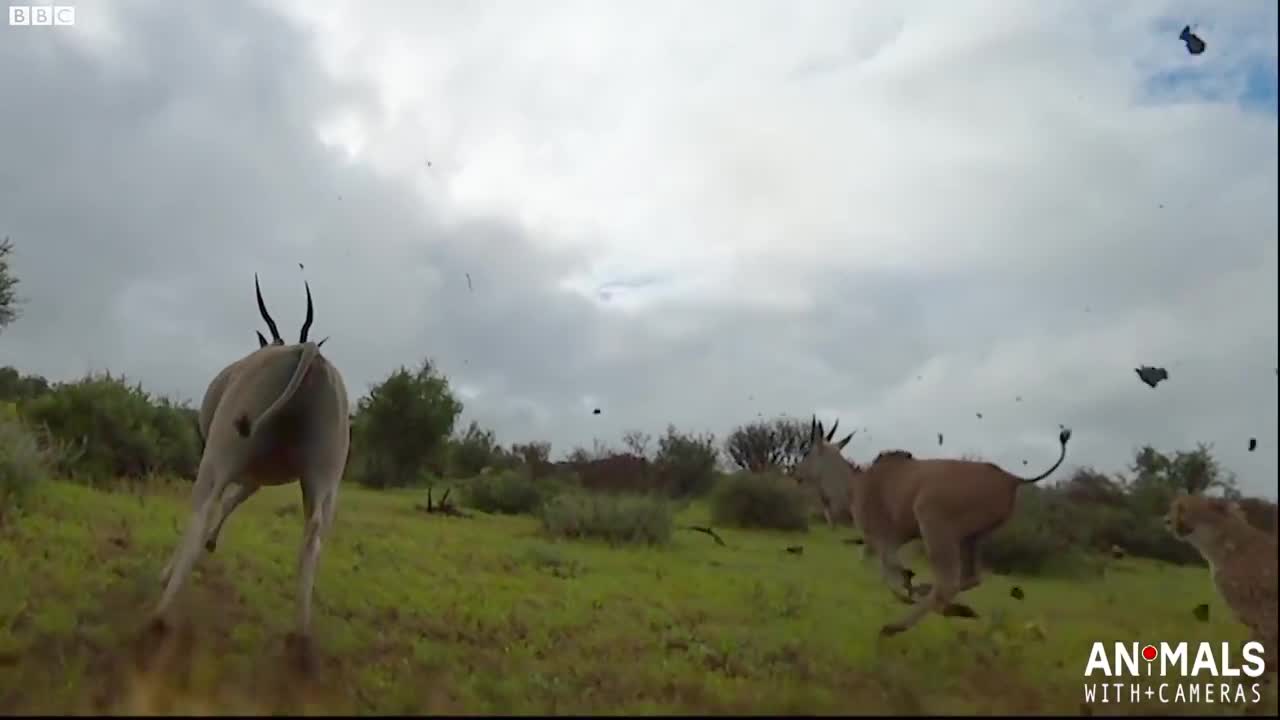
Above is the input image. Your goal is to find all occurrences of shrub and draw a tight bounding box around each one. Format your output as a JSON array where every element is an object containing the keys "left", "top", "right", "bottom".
[
  {"left": 709, "top": 471, "right": 809, "bottom": 531},
  {"left": 983, "top": 487, "right": 1090, "bottom": 576},
  {"left": 0, "top": 405, "right": 50, "bottom": 519},
  {"left": 0, "top": 366, "right": 51, "bottom": 404},
  {"left": 654, "top": 424, "right": 719, "bottom": 498},
  {"left": 461, "top": 467, "right": 548, "bottom": 515},
  {"left": 20, "top": 372, "right": 200, "bottom": 485},
  {"left": 510, "top": 441, "right": 553, "bottom": 479},
  {"left": 448, "top": 421, "right": 515, "bottom": 478},
  {"left": 539, "top": 491, "right": 673, "bottom": 545},
  {"left": 1082, "top": 506, "right": 1203, "bottom": 566},
  {"left": 571, "top": 452, "right": 653, "bottom": 494}
]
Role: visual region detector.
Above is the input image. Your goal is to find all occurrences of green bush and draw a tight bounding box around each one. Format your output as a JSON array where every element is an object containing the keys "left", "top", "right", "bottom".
[
  {"left": 983, "top": 485, "right": 1204, "bottom": 576},
  {"left": 539, "top": 491, "right": 673, "bottom": 546},
  {"left": 0, "top": 366, "right": 50, "bottom": 404},
  {"left": 654, "top": 424, "right": 719, "bottom": 497},
  {"left": 0, "top": 405, "right": 50, "bottom": 519},
  {"left": 983, "top": 487, "right": 1090, "bottom": 576},
  {"left": 510, "top": 441, "right": 553, "bottom": 479},
  {"left": 20, "top": 373, "right": 200, "bottom": 485},
  {"left": 709, "top": 471, "right": 809, "bottom": 532},
  {"left": 1080, "top": 506, "right": 1203, "bottom": 566},
  {"left": 448, "top": 421, "right": 516, "bottom": 478},
  {"left": 461, "top": 467, "right": 548, "bottom": 515}
]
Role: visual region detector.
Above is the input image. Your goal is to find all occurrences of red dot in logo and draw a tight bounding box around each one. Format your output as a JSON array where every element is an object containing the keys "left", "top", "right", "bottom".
[{"left": 1142, "top": 645, "right": 1158, "bottom": 661}]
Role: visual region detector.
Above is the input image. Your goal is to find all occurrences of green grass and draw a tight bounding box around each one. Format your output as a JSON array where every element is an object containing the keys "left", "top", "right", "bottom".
[{"left": 0, "top": 480, "right": 1269, "bottom": 715}]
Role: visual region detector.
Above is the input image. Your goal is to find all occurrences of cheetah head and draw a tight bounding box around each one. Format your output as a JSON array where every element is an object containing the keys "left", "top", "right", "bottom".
[{"left": 1165, "top": 494, "right": 1245, "bottom": 542}]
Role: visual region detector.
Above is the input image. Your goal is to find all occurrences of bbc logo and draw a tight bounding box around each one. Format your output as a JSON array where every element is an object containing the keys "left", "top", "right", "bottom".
[{"left": 9, "top": 5, "right": 76, "bottom": 26}]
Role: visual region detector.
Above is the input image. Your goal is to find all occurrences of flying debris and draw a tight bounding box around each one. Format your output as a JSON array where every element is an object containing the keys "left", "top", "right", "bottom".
[
  {"left": 465, "top": 273, "right": 473, "bottom": 292},
  {"left": 1179, "top": 25, "right": 1205, "bottom": 56},
  {"left": 975, "top": 412, "right": 983, "bottom": 420},
  {"left": 937, "top": 433, "right": 944, "bottom": 446},
  {"left": 1192, "top": 603, "right": 1210, "bottom": 622},
  {"left": 592, "top": 408, "right": 601, "bottom": 416},
  {"left": 298, "top": 262, "right": 304, "bottom": 270},
  {"left": 1135, "top": 366, "right": 1169, "bottom": 388},
  {"left": 1248, "top": 438, "right": 1257, "bottom": 452},
  {"left": 1022, "top": 460, "right": 1028, "bottom": 466},
  {"left": 1010, "top": 586, "right": 1025, "bottom": 601},
  {"left": 1015, "top": 395, "right": 1022, "bottom": 402}
]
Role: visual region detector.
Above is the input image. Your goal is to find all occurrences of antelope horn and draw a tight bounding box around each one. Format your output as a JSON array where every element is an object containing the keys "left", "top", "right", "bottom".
[
  {"left": 255, "top": 274, "right": 283, "bottom": 344},
  {"left": 300, "top": 281, "right": 314, "bottom": 343}
]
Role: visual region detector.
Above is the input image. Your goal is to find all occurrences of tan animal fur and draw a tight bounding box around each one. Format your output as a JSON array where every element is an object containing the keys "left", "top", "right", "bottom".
[
  {"left": 155, "top": 275, "right": 350, "bottom": 646},
  {"left": 1166, "top": 494, "right": 1278, "bottom": 676},
  {"left": 794, "top": 416, "right": 1071, "bottom": 636}
]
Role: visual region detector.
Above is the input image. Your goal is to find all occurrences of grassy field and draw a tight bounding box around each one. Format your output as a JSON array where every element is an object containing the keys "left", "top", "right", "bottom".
[{"left": 0, "top": 480, "right": 1269, "bottom": 715}]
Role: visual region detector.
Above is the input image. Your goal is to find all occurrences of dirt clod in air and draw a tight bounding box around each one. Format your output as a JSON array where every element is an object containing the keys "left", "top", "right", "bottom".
[{"left": 1135, "top": 366, "right": 1169, "bottom": 388}]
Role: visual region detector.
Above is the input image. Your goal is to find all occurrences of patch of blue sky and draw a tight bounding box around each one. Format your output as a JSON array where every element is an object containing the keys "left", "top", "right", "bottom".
[
  {"left": 1139, "top": 16, "right": 1277, "bottom": 115},
  {"left": 1143, "top": 59, "right": 1277, "bottom": 115}
]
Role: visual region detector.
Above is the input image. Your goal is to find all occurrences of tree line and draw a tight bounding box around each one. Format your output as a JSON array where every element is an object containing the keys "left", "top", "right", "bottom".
[{"left": 1, "top": 237, "right": 1274, "bottom": 572}]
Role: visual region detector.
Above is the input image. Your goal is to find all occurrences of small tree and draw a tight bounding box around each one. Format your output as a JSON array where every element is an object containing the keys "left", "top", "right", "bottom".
[
  {"left": 1058, "top": 466, "right": 1128, "bottom": 508},
  {"left": 725, "top": 416, "right": 808, "bottom": 472},
  {"left": 1125, "top": 444, "right": 1238, "bottom": 516},
  {"left": 0, "top": 237, "right": 21, "bottom": 332},
  {"left": 565, "top": 439, "right": 613, "bottom": 464},
  {"left": 510, "top": 440, "right": 552, "bottom": 478},
  {"left": 621, "top": 429, "right": 652, "bottom": 458},
  {"left": 353, "top": 358, "right": 462, "bottom": 488},
  {"left": 654, "top": 424, "right": 719, "bottom": 497}
]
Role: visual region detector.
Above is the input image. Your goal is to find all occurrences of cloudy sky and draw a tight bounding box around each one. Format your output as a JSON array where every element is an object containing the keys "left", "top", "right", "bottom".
[{"left": 2, "top": 0, "right": 1276, "bottom": 496}]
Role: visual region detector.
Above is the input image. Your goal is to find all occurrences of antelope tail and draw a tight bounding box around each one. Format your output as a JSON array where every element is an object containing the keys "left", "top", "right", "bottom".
[
  {"left": 245, "top": 342, "right": 321, "bottom": 439},
  {"left": 1014, "top": 427, "right": 1073, "bottom": 484}
]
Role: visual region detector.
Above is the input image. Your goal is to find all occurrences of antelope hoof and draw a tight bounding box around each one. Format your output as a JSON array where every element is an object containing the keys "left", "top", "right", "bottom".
[
  {"left": 879, "top": 623, "right": 906, "bottom": 638},
  {"left": 146, "top": 615, "right": 170, "bottom": 638},
  {"left": 133, "top": 615, "right": 171, "bottom": 672},
  {"left": 284, "top": 632, "right": 318, "bottom": 677},
  {"left": 942, "top": 603, "right": 979, "bottom": 619},
  {"left": 204, "top": 538, "right": 216, "bottom": 553}
]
